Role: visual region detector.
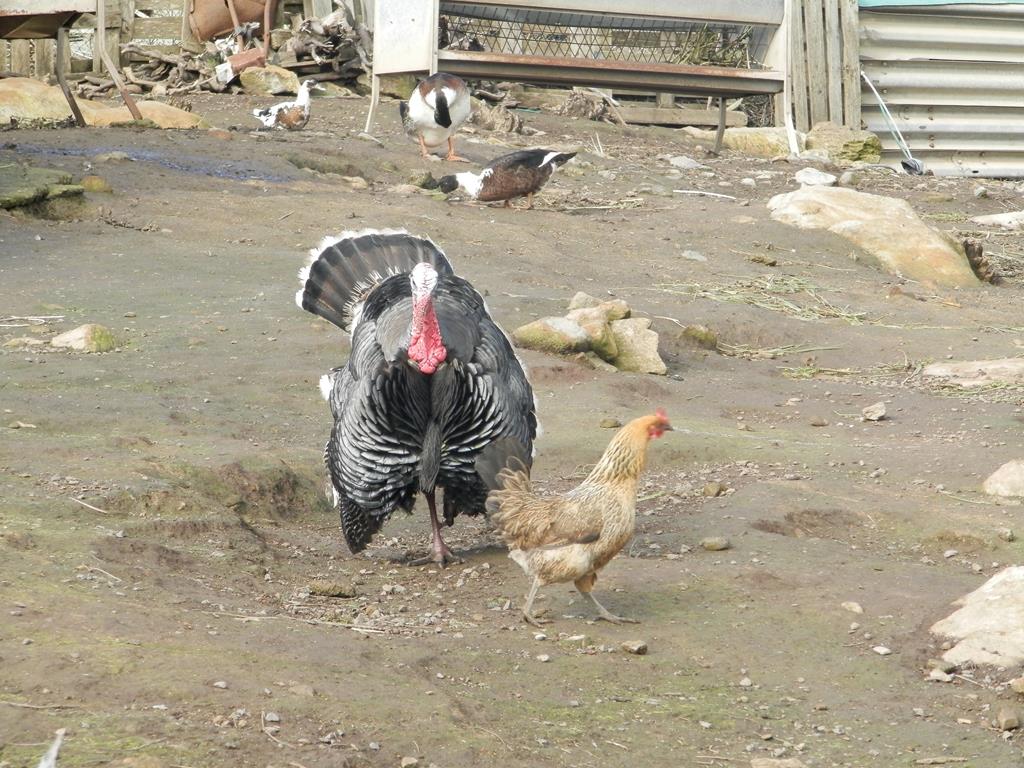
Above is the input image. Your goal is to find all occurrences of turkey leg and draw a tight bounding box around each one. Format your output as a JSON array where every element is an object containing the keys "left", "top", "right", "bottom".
[{"left": 410, "top": 490, "right": 462, "bottom": 567}]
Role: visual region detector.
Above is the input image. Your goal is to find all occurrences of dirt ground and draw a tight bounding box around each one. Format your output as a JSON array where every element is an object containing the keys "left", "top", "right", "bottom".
[{"left": 2, "top": 90, "right": 1024, "bottom": 768}]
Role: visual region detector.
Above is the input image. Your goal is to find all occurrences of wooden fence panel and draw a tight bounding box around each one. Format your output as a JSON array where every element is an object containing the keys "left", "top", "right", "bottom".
[{"left": 789, "top": 0, "right": 860, "bottom": 131}]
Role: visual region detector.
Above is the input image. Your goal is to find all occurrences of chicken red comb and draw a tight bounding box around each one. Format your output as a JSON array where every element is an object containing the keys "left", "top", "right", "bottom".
[{"left": 655, "top": 408, "right": 669, "bottom": 421}]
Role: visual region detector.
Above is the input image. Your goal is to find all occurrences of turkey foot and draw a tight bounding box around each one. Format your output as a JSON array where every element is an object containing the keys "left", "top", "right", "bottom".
[
  {"left": 584, "top": 591, "right": 639, "bottom": 625},
  {"left": 409, "top": 490, "right": 463, "bottom": 567}
]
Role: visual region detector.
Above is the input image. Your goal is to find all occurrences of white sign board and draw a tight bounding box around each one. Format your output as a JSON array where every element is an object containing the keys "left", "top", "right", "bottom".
[{"left": 372, "top": 0, "right": 437, "bottom": 75}]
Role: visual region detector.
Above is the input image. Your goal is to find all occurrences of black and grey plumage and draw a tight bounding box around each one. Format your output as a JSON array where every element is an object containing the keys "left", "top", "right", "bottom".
[
  {"left": 438, "top": 149, "right": 577, "bottom": 209},
  {"left": 296, "top": 229, "right": 538, "bottom": 565}
]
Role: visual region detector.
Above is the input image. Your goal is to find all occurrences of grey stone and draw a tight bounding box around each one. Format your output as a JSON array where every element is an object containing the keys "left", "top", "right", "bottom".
[
  {"left": 700, "top": 536, "right": 731, "bottom": 551},
  {"left": 513, "top": 316, "right": 590, "bottom": 355},
  {"left": 568, "top": 291, "right": 601, "bottom": 310},
  {"left": 804, "top": 121, "right": 882, "bottom": 164},
  {"left": 240, "top": 65, "right": 300, "bottom": 96},
  {"left": 621, "top": 639, "right": 648, "bottom": 655},
  {"left": 566, "top": 307, "right": 617, "bottom": 361},
  {"left": 609, "top": 318, "right": 666, "bottom": 375}
]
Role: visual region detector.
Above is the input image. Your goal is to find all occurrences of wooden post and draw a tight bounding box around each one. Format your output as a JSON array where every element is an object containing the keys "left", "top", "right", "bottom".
[
  {"left": 790, "top": 0, "right": 809, "bottom": 132},
  {"left": 839, "top": 0, "right": 861, "bottom": 129},
  {"left": 35, "top": 41, "right": 56, "bottom": 80},
  {"left": 10, "top": 40, "right": 32, "bottom": 76},
  {"left": 56, "top": 25, "right": 87, "bottom": 126},
  {"left": 94, "top": 0, "right": 106, "bottom": 73},
  {"left": 824, "top": 0, "right": 843, "bottom": 123},
  {"left": 803, "top": 0, "right": 827, "bottom": 126}
]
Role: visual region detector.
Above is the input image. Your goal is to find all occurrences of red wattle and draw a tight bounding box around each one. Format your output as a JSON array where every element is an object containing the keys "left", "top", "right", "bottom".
[{"left": 408, "top": 298, "right": 447, "bottom": 374}]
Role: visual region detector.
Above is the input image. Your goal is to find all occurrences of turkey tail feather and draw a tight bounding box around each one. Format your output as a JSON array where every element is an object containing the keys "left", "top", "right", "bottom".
[{"left": 295, "top": 228, "right": 454, "bottom": 331}]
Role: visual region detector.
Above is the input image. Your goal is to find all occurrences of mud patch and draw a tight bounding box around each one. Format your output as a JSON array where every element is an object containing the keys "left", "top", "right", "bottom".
[
  {"left": 93, "top": 537, "right": 196, "bottom": 571},
  {"left": 751, "top": 508, "right": 865, "bottom": 539},
  {"left": 924, "top": 529, "right": 990, "bottom": 555}
]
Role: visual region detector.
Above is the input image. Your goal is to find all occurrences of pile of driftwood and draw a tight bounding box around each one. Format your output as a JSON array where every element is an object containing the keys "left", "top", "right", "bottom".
[
  {"left": 76, "top": 4, "right": 370, "bottom": 100},
  {"left": 77, "top": 44, "right": 222, "bottom": 99}
]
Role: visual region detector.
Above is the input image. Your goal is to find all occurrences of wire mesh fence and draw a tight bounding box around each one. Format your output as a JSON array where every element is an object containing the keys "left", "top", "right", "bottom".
[{"left": 438, "top": 4, "right": 774, "bottom": 69}]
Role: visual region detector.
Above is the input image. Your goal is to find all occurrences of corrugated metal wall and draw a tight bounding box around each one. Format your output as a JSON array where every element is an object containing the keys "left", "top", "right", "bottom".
[{"left": 860, "top": 4, "right": 1024, "bottom": 177}]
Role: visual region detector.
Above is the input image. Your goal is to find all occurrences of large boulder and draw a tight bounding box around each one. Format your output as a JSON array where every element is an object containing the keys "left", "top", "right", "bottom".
[
  {"left": 609, "top": 318, "right": 666, "bottom": 375},
  {"left": 683, "top": 126, "right": 804, "bottom": 158},
  {"left": 932, "top": 567, "right": 1024, "bottom": 668},
  {"left": 512, "top": 317, "right": 590, "bottom": 355},
  {"left": 805, "top": 121, "right": 882, "bottom": 165},
  {"left": 983, "top": 460, "right": 1024, "bottom": 498},
  {"left": 767, "top": 186, "right": 980, "bottom": 288},
  {"left": 239, "top": 65, "right": 300, "bottom": 96},
  {"left": 0, "top": 77, "right": 202, "bottom": 129}
]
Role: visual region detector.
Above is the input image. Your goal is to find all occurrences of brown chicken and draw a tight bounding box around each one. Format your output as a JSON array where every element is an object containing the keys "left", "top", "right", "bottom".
[{"left": 479, "top": 410, "right": 673, "bottom": 626}]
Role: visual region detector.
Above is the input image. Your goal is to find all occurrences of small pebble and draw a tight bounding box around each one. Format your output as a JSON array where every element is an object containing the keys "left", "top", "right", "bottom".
[
  {"left": 536, "top": 654, "right": 551, "bottom": 663},
  {"left": 264, "top": 712, "right": 280, "bottom": 723},
  {"left": 212, "top": 680, "right": 228, "bottom": 689},
  {"left": 872, "top": 645, "right": 892, "bottom": 656},
  {"left": 401, "top": 758, "right": 420, "bottom": 768}
]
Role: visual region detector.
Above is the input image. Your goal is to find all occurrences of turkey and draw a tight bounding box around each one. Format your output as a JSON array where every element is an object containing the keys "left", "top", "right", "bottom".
[{"left": 296, "top": 229, "right": 538, "bottom": 565}]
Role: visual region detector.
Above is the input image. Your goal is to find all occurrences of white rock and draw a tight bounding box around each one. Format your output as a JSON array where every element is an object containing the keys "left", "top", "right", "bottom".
[
  {"left": 767, "top": 186, "right": 980, "bottom": 288},
  {"left": 861, "top": 402, "right": 886, "bottom": 421},
  {"left": 680, "top": 249, "right": 707, "bottom": 262},
  {"left": 841, "top": 601, "right": 863, "bottom": 614},
  {"left": 750, "top": 759, "right": 807, "bottom": 768},
  {"left": 970, "top": 211, "right": 1024, "bottom": 230},
  {"left": 932, "top": 566, "right": 1024, "bottom": 668},
  {"left": 983, "top": 460, "right": 1024, "bottom": 498},
  {"left": 609, "top": 318, "right": 667, "bottom": 375},
  {"left": 50, "top": 323, "right": 117, "bottom": 353},
  {"left": 923, "top": 358, "right": 1024, "bottom": 388},
  {"left": 872, "top": 645, "right": 892, "bottom": 656},
  {"left": 928, "top": 668, "right": 953, "bottom": 682},
  {"left": 794, "top": 167, "right": 837, "bottom": 187},
  {"left": 667, "top": 155, "right": 706, "bottom": 170}
]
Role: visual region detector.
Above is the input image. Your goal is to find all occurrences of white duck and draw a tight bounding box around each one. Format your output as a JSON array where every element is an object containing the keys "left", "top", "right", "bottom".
[
  {"left": 399, "top": 72, "right": 471, "bottom": 162},
  {"left": 252, "top": 79, "right": 324, "bottom": 130}
]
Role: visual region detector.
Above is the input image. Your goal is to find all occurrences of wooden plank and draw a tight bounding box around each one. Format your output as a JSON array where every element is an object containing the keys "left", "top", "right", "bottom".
[
  {"left": 789, "top": 0, "right": 809, "bottom": 131},
  {"left": 823, "top": 0, "right": 842, "bottom": 122},
  {"left": 134, "top": 0, "right": 185, "bottom": 11},
  {"left": 618, "top": 105, "right": 747, "bottom": 127},
  {"left": 803, "top": 0, "right": 828, "bottom": 127},
  {"left": 132, "top": 15, "right": 185, "bottom": 40},
  {"left": 34, "top": 39, "right": 56, "bottom": 78},
  {"left": 839, "top": 0, "right": 861, "bottom": 129},
  {"left": 10, "top": 40, "right": 32, "bottom": 75}
]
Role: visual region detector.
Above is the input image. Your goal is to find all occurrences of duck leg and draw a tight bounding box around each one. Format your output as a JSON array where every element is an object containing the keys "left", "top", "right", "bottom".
[
  {"left": 409, "top": 490, "right": 462, "bottom": 567},
  {"left": 444, "top": 136, "right": 470, "bottom": 163},
  {"left": 417, "top": 133, "right": 430, "bottom": 159}
]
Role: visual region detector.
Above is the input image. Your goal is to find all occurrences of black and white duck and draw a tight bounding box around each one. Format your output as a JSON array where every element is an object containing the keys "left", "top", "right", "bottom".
[
  {"left": 399, "top": 72, "right": 472, "bottom": 162},
  {"left": 438, "top": 149, "right": 577, "bottom": 209},
  {"left": 252, "top": 79, "right": 324, "bottom": 130}
]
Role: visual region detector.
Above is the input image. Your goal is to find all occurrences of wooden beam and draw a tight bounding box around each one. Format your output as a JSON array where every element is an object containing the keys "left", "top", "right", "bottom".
[
  {"left": 56, "top": 24, "right": 86, "bottom": 126},
  {"left": 618, "top": 104, "right": 746, "bottom": 128}
]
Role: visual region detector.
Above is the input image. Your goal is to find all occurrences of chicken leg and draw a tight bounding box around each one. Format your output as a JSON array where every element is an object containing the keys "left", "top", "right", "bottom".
[
  {"left": 581, "top": 591, "right": 639, "bottom": 625},
  {"left": 521, "top": 576, "right": 550, "bottom": 627},
  {"left": 410, "top": 490, "right": 461, "bottom": 567}
]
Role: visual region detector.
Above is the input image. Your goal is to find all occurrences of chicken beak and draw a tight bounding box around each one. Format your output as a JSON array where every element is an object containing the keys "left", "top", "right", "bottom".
[{"left": 663, "top": 424, "right": 675, "bottom": 432}]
